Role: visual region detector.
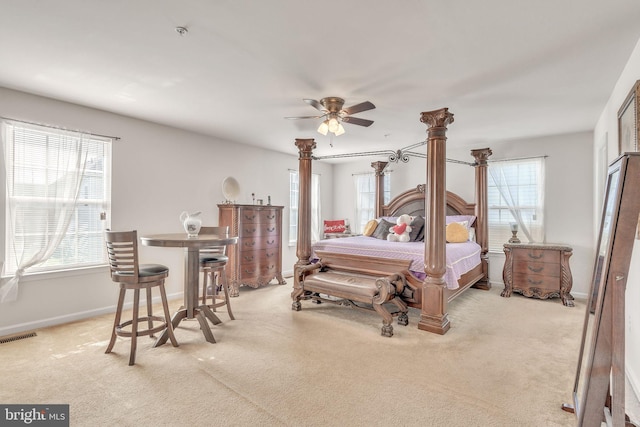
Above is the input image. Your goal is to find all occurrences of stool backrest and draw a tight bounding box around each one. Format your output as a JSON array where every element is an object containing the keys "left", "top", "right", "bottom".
[
  {"left": 104, "top": 230, "right": 140, "bottom": 283},
  {"left": 200, "top": 226, "right": 229, "bottom": 256}
]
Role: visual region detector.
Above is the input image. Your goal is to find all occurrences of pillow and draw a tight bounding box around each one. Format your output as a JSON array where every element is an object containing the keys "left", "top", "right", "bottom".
[
  {"left": 413, "top": 216, "right": 425, "bottom": 241},
  {"left": 363, "top": 219, "right": 379, "bottom": 236},
  {"left": 371, "top": 218, "right": 395, "bottom": 240},
  {"left": 446, "top": 215, "right": 476, "bottom": 228},
  {"left": 409, "top": 215, "right": 425, "bottom": 242},
  {"left": 468, "top": 227, "right": 476, "bottom": 242},
  {"left": 324, "top": 219, "right": 346, "bottom": 234},
  {"left": 446, "top": 221, "right": 469, "bottom": 243}
]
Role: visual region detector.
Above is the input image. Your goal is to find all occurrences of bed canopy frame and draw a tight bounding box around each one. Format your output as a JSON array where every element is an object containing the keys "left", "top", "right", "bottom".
[{"left": 294, "top": 107, "right": 492, "bottom": 334}]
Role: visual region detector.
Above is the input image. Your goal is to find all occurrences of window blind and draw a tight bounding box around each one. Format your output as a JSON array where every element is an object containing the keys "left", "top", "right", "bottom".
[
  {"left": 487, "top": 157, "right": 545, "bottom": 252},
  {"left": 2, "top": 121, "right": 112, "bottom": 275}
]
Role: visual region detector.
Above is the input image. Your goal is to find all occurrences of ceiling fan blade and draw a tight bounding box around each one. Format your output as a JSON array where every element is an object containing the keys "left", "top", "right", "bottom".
[
  {"left": 284, "top": 115, "right": 324, "bottom": 120},
  {"left": 303, "top": 98, "right": 327, "bottom": 112},
  {"left": 342, "top": 116, "right": 374, "bottom": 127},
  {"left": 342, "top": 101, "right": 375, "bottom": 115}
]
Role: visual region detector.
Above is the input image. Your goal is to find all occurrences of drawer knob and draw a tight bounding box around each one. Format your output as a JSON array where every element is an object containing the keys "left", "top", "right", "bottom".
[
  {"left": 267, "top": 214, "right": 275, "bottom": 219},
  {"left": 267, "top": 227, "right": 275, "bottom": 232},
  {"left": 528, "top": 252, "right": 543, "bottom": 259},
  {"left": 528, "top": 266, "right": 544, "bottom": 273},
  {"left": 527, "top": 278, "right": 543, "bottom": 285},
  {"left": 267, "top": 240, "right": 275, "bottom": 245}
]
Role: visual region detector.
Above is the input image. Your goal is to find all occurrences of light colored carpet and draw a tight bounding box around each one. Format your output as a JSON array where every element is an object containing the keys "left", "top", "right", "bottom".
[{"left": 0, "top": 282, "right": 586, "bottom": 426}]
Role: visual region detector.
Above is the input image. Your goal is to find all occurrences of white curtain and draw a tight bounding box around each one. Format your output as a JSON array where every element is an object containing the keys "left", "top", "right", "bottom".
[
  {"left": 354, "top": 173, "right": 375, "bottom": 233},
  {"left": 310, "top": 173, "right": 321, "bottom": 243},
  {"left": 488, "top": 158, "right": 545, "bottom": 244},
  {"left": 1, "top": 122, "right": 90, "bottom": 302}
]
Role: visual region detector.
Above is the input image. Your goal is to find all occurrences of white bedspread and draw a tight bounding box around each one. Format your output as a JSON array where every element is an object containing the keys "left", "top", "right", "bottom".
[{"left": 311, "top": 236, "right": 481, "bottom": 290}]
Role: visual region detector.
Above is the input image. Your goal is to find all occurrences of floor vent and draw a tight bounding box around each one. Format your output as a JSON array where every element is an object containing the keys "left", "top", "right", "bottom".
[{"left": 0, "top": 331, "right": 37, "bottom": 344}]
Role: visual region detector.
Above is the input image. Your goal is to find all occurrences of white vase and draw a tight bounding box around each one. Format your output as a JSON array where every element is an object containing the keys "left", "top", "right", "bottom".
[{"left": 180, "top": 211, "right": 202, "bottom": 238}]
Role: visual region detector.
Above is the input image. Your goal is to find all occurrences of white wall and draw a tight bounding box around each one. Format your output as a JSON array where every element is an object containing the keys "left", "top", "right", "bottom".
[
  {"left": 331, "top": 132, "right": 595, "bottom": 297},
  {"left": 594, "top": 36, "right": 640, "bottom": 399},
  {"left": 0, "top": 87, "right": 334, "bottom": 336}
]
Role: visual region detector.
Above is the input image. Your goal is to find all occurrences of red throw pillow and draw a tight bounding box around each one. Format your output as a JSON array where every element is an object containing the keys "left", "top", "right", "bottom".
[{"left": 324, "top": 220, "right": 346, "bottom": 233}]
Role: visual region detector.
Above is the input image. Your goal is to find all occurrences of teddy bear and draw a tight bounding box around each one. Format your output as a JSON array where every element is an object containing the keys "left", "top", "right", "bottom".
[{"left": 387, "top": 214, "right": 413, "bottom": 242}]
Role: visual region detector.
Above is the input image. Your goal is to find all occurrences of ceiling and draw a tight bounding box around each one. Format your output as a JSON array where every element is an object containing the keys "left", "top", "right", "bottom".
[{"left": 2, "top": 1, "right": 640, "bottom": 160}]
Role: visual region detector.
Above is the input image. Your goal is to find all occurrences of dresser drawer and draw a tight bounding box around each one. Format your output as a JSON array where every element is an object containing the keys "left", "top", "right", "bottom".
[
  {"left": 239, "top": 236, "right": 279, "bottom": 251},
  {"left": 239, "top": 262, "right": 280, "bottom": 280},
  {"left": 240, "top": 209, "right": 279, "bottom": 224},
  {"left": 239, "top": 223, "right": 279, "bottom": 237},
  {"left": 238, "top": 248, "right": 280, "bottom": 264},
  {"left": 512, "top": 248, "right": 559, "bottom": 264}
]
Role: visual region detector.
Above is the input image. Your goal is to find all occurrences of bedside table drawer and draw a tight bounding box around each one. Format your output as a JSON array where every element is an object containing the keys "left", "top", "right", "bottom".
[
  {"left": 512, "top": 249, "right": 559, "bottom": 264},
  {"left": 512, "top": 272, "right": 559, "bottom": 292},
  {"left": 513, "top": 261, "right": 560, "bottom": 277}
]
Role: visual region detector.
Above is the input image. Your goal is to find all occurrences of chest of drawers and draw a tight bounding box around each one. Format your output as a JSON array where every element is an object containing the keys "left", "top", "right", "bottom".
[
  {"left": 501, "top": 242, "right": 574, "bottom": 306},
  {"left": 218, "top": 204, "right": 286, "bottom": 296}
]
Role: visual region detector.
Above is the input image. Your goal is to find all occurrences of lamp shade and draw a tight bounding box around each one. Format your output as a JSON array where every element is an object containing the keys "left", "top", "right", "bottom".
[
  {"left": 317, "top": 121, "right": 329, "bottom": 136},
  {"left": 328, "top": 117, "right": 339, "bottom": 133}
]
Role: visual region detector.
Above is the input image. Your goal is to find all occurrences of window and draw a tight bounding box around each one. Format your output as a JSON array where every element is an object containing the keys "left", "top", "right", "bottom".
[
  {"left": 354, "top": 172, "right": 390, "bottom": 233},
  {"left": 487, "top": 157, "right": 545, "bottom": 252},
  {"left": 289, "top": 170, "right": 320, "bottom": 244},
  {"left": 2, "top": 121, "right": 112, "bottom": 277}
]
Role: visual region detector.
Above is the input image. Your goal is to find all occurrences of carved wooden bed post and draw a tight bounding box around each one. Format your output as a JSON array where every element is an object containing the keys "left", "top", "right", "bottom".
[
  {"left": 295, "top": 138, "right": 316, "bottom": 268},
  {"left": 371, "top": 161, "right": 388, "bottom": 218},
  {"left": 419, "top": 108, "right": 454, "bottom": 334},
  {"left": 471, "top": 148, "right": 492, "bottom": 290}
]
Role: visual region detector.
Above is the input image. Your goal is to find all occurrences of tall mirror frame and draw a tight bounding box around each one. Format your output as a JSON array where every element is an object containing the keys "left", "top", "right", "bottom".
[{"left": 568, "top": 153, "right": 640, "bottom": 426}]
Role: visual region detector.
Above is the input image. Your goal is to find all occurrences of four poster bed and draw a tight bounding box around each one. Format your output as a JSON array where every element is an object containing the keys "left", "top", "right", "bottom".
[{"left": 292, "top": 108, "right": 492, "bottom": 335}]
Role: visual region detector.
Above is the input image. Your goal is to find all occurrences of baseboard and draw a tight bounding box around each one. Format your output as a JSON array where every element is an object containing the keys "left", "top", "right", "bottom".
[{"left": 0, "top": 291, "right": 183, "bottom": 338}]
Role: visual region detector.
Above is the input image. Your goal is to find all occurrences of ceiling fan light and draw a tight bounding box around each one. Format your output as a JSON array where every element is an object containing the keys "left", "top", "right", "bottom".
[
  {"left": 328, "top": 117, "right": 340, "bottom": 133},
  {"left": 317, "top": 121, "right": 329, "bottom": 136},
  {"left": 335, "top": 123, "right": 346, "bottom": 136}
]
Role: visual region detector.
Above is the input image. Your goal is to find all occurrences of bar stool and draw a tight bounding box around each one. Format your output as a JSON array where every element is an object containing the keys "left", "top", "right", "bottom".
[
  {"left": 200, "top": 226, "right": 234, "bottom": 320},
  {"left": 104, "top": 230, "right": 178, "bottom": 365}
]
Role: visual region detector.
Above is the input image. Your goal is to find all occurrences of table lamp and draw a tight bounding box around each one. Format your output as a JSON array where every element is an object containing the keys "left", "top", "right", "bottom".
[{"left": 509, "top": 222, "right": 521, "bottom": 243}]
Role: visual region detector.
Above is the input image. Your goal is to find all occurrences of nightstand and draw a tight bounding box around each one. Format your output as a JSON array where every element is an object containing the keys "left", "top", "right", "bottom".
[{"left": 501, "top": 242, "right": 574, "bottom": 306}]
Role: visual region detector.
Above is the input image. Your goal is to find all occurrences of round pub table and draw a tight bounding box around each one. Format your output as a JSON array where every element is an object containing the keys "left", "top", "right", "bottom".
[{"left": 140, "top": 232, "right": 238, "bottom": 344}]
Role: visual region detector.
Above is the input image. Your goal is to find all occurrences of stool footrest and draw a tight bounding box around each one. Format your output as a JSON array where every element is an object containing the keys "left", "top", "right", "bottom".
[{"left": 115, "top": 315, "right": 168, "bottom": 338}]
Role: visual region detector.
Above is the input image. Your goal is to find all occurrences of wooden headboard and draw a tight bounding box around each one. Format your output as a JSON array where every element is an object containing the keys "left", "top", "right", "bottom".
[{"left": 381, "top": 185, "right": 476, "bottom": 218}]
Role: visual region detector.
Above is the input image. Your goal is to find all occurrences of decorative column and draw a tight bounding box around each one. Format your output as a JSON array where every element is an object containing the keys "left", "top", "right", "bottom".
[
  {"left": 471, "top": 147, "right": 492, "bottom": 290},
  {"left": 418, "top": 107, "right": 454, "bottom": 334},
  {"left": 371, "top": 161, "right": 388, "bottom": 218},
  {"left": 295, "top": 138, "right": 316, "bottom": 268}
]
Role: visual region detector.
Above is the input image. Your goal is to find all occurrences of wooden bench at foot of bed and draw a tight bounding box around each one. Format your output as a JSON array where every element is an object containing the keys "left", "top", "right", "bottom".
[{"left": 291, "top": 251, "right": 411, "bottom": 337}]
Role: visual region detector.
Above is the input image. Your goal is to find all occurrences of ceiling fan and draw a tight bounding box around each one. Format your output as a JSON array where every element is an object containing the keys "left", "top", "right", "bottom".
[{"left": 285, "top": 97, "right": 375, "bottom": 136}]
